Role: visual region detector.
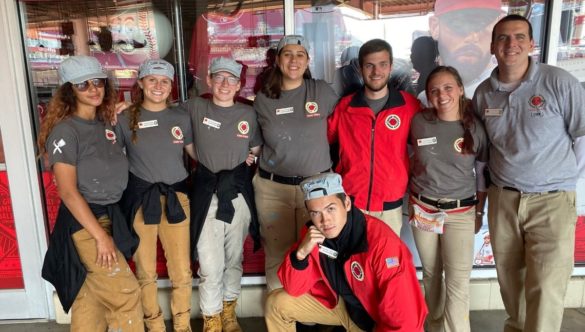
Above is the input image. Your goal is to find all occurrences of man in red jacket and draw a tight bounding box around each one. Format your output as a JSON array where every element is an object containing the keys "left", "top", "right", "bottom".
[
  {"left": 328, "top": 39, "right": 422, "bottom": 237},
  {"left": 265, "top": 173, "right": 427, "bottom": 331}
]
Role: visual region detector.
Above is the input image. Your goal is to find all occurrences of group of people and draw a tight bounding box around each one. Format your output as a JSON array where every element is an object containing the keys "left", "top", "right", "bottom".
[{"left": 38, "top": 12, "right": 583, "bottom": 332}]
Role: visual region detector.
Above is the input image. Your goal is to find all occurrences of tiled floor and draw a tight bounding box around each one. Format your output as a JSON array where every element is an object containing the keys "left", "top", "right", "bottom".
[{"left": 1, "top": 309, "right": 584, "bottom": 331}]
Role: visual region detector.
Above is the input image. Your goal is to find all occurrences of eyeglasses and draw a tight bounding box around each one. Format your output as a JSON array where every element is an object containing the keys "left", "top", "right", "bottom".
[
  {"left": 73, "top": 78, "right": 106, "bottom": 91},
  {"left": 212, "top": 75, "right": 239, "bottom": 86}
]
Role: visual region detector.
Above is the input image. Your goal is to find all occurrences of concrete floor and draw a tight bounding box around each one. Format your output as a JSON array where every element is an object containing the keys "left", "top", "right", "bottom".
[{"left": 0, "top": 309, "right": 584, "bottom": 331}]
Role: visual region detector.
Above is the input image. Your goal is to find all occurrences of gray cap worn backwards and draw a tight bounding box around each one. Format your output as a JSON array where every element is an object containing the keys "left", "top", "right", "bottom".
[
  {"left": 210, "top": 57, "right": 243, "bottom": 78},
  {"left": 276, "top": 35, "right": 309, "bottom": 54},
  {"left": 138, "top": 59, "right": 175, "bottom": 80},
  {"left": 301, "top": 173, "right": 346, "bottom": 201},
  {"left": 59, "top": 55, "right": 107, "bottom": 85}
]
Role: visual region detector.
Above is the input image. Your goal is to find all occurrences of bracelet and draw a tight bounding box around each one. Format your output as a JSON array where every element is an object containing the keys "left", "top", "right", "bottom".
[{"left": 476, "top": 211, "right": 485, "bottom": 216}]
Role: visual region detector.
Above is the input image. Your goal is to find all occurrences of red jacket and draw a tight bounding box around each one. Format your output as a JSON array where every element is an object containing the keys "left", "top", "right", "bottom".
[
  {"left": 278, "top": 213, "right": 427, "bottom": 332},
  {"left": 328, "top": 88, "right": 421, "bottom": 211}
]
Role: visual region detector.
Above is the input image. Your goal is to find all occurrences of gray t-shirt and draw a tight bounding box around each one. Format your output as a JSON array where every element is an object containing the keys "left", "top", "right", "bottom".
[
  {"left": 365, "top": 93, "right": 389, "bottom": 116},
  {"left": 182, "top": 97, "right": 262, "bottom": 173},
  {"left": 473, "top": 58, "right": 585, "bottom": 192},
  {"left": 115, "top": 107, "right": 193, "bottom": 184},
  {"left": 410, "top": 108, "right": 488, "bottom": 199},
  {"left": 47, "top": 116, "right": 128, "bottom": 204},
  {"left": 254, "top": 79, "right": 339, "bottom": 177}
]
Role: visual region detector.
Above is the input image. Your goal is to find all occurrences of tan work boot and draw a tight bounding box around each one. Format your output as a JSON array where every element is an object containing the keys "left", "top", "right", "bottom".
[
  {"left": 220, "top": 300, "right": 242, "bottom": 332},
  {"left": 203, "top": 314, "right": 222, "bottom": 332}
]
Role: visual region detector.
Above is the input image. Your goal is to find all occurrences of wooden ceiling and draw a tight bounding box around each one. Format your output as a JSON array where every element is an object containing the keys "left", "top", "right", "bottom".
[{"left": 21, "top": 0, "right": 443, "bottom": 24}]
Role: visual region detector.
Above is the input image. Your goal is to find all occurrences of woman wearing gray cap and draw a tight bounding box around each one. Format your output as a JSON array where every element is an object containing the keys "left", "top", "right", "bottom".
[
  {"left": 253, "top": 35, "right": 339, "bottom": 292},
  {"left": 39, "top": 55, "right": 143, "bottom": 331},
  {"left": 115, "top": 59, "right": 195, "bottom": 332},
  {"left": 182, "top": 56, "right": 261, "bottom": 332}
]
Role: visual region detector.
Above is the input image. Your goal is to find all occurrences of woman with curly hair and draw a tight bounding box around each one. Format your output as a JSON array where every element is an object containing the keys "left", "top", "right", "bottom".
[
  {"left": 409, "top": 66, "right": 488, "bottom": 332},
  {"left": 115, "top": 59, "right": 195, "bottom": 332},
  {"left": 40, "top": 55, "right": 143, "bottom": 332}
]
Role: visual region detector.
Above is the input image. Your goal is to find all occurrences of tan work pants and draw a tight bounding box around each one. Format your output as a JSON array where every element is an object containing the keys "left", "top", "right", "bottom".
[
  {"left": 361, "top": 204, "right": 404, "bottom": 236},
  {"left": 71, "top": 216, "right": 144, "bottom": 332},
  {"left": 410, "top": 196, "right": 475, "bottom": 332},
  {"left": 253, "top": 175, "right": 309, "bottom": 291},
  {"left": 264, "top": 289, "right": 364, "bottom": 332},
  {"left": 133, "top": 192, "right": 192, "bottom": 332},
  {"left": 488, "top": 186, "right": 576, "bottom": 332}
]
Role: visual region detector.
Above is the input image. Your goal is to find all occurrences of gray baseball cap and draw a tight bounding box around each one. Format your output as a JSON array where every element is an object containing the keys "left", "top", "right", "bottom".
[
  {"left": 210, "top": 57, "right": 242, "bottom": 78},
  {"left": 58, "top": 55, "right": 107, "bottom": 84},
  {"left": 277, "top": 35, "right": 309, "bottom": 54},
  {"left": 301, "top": 173, "right": 345, "bottom": 201},
  {"left": 138, "top": 59, "right": 175, "bottom": 80}
]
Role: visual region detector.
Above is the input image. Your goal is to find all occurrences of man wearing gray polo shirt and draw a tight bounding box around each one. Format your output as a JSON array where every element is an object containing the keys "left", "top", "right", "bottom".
[{"left": 473, "top": 15, "right": 585, "bottom": 332}]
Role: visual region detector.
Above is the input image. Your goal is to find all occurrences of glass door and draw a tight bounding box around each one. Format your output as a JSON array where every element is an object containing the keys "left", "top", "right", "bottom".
[{"left": 0, "top": 0, "right": 50, "bottom": 319}]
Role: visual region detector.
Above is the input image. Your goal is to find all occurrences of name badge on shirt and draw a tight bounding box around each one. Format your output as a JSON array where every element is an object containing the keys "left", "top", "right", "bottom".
[
  {"left": 319, "top": 245, "right": 338, "bottom": 259},
  {"left": 203, "top": 117, "right": 221, "bottom": 129},
  {"left": 485, "top": 108, "right": 503, "bottom": 117},
  {"left": 275, "top": 107, "right": 294, "bottom": 115},
  {"left": 417, "top": 137, "right": 437, "bottom": 146},
  {"left": 138, "top": 120, "right": 158, "bottom": 129}
]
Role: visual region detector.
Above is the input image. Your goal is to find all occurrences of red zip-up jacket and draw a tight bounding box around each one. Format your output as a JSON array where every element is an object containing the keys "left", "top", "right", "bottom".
[
  {"left": 278, "top": 213, "right": 427, "bottom": 331},
  {"left": 328, "top": 88, "right": 421, "bottom": 211}
]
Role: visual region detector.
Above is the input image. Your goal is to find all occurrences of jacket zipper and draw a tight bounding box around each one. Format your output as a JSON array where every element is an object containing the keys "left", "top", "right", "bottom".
[{"left": 366, "top": 118, "right": 376, "bottom": 211}]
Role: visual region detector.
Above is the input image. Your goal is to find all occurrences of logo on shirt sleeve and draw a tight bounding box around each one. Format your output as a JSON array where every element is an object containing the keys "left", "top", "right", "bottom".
[
  {"left": 385, "top": 114, "right": 401, "bottom": 130},
  {"left": 350, "top": 261, "right": 364, "bottom": 281},
  {"left": 105, "top": 129, "right": 117, "bottom": 144},
  {"left": 52, "top": 139, "right": 66, "bottom": 154}
]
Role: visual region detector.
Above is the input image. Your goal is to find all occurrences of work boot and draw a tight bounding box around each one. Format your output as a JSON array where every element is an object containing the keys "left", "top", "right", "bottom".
[
  {"left": 203, "top": 314, "right": 222, "bottom": 332},
  {"left": 220, "top": 300, "right": 242, "bottom": 332}
]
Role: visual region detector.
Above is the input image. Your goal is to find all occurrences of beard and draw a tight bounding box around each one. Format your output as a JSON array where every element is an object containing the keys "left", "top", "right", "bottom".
[
  {"left": 364, "top": 77, "right": 388, "bottom": 93},
  {"left": 439, "top": 44, "right": 492, "bottom": 84}
]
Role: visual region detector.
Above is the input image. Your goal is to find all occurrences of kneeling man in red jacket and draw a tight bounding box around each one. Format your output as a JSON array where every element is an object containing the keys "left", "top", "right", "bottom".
[{"left": 265, "top": 172, "right": 427, "bottom": 331}]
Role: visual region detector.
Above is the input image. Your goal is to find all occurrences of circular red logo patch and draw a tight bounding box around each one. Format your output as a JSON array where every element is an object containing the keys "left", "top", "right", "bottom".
[
  {"left": 454, "top": 137, "right": 464, "bottom": 153},
  {"left": 350, "top": 261, "right": 364, "bottom": 281},
  {"left": 385, "top": 114, "right": 401, "bottom": 130},
  {"left": 105, "top": 129, "right": 116, "bottom": 141},
  {"left": 238, "top": 121, "right": 249, "bottom": 134},
  {"left": 529, "top": 95, "right": 545, "bottom": 109},
  {"left": 171, "top": 126, "right": 183, "bottom": 140},
  {"left": 305, "top": 102, "right": 318, "bottom": 114}
]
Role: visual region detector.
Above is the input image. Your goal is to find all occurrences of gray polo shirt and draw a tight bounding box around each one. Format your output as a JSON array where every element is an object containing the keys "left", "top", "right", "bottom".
[
  {"left": 182, "top": 97, "right": 262, "bottom": 173},
  {"left": 115, "top": 107, "right": 192, "bottom": 184},
  {"left": 254, "top": 79, "right": 339, "bottom": 177},
  {"left": 410, "top": 109, "right": 488, "bottom": 199},
  {"left": 473, "top": 58, "right": 585, "bottom": 192},
  {"left": 47, "top": 116, "right": 128, "bottom": 204}
]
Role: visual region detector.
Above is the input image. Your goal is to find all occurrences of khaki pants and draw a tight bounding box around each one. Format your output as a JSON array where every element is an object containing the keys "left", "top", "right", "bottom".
[
  {"left": 197, "top": 194, "right": 250, "bottom": 315},
  {"left": 253, "top": 175, "right": 309, "bottom": 291},
  {"left": 361, "top": 205, "right": 403, "bottom": 236},
  {"left": 133, "top": 192, "right": 192, "bottom": 332},
  {"left": 409, "top": 196, "right": 475, "bottom": 332},
  {"left": 264, "top": 289, "right": 364, "bottom": 332},
  {"left": 488, "top": 186, "right": 576, "bottom": 332},
  {"left": 71, "top": 216, "right": 144, "bottom": 332}
]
